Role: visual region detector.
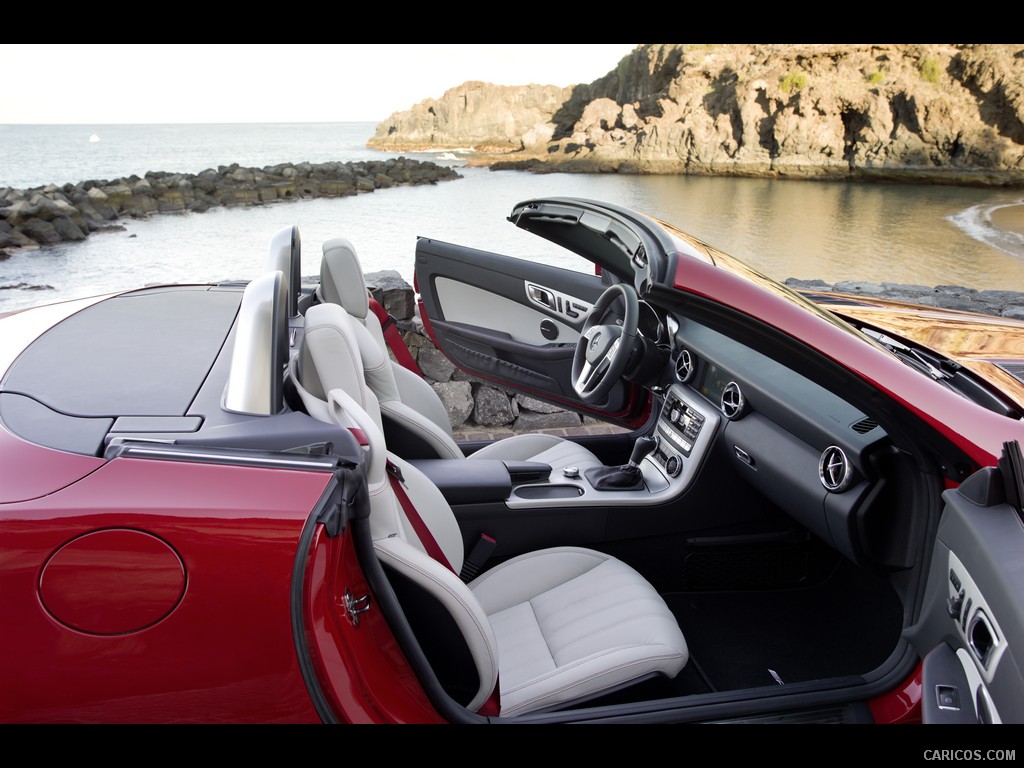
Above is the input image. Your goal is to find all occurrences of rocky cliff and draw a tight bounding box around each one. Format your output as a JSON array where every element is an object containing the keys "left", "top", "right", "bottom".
[{"left": 368, "top": 44, "right": 1024, "bottom": 186}]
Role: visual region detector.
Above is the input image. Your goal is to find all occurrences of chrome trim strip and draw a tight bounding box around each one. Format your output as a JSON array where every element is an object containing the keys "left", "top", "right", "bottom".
[{"left": 108, "top": 443, "right": 339, "bottom": 471}]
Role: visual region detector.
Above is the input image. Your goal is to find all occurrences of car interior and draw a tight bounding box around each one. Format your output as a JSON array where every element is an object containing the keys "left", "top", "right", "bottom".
[
  {"left": 279, "top": 224, "right": 942, "bottom": 722},
  {"left": 4, "top": 210, "right": 1019, "bottom": 724}
]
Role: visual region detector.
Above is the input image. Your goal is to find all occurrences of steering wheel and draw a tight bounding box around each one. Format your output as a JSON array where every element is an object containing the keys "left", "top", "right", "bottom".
[{"left": 571, "top": 282, "right": 639, "bottom": 403}]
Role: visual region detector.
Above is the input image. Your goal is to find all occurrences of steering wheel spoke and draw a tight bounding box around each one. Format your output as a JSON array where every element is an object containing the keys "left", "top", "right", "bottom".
[
  {"left": 575, "top": 338, "right": 618, "bottom": 396},
  {"left": 574, "top": 358, "right": 602, "bottom": 396}
]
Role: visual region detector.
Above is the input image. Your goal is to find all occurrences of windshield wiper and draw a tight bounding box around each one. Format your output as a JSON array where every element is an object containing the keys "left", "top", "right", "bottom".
[
  {"left": 861, "top": 328, "right": 952, "bottom": 381},
  {"left": 859, "top": 326, "right": 1020, "bottom": 418}
]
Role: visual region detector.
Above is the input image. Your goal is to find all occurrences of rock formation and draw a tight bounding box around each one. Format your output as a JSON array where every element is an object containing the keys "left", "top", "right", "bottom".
[
  {"left": 0, "top": 158, "right": 461, "bottom": 254},
  {"left": 368, "top": 44, "right": 1024, "bottom": 186}
]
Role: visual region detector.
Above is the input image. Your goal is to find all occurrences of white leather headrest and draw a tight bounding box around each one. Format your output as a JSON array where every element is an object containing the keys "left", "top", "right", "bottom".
[
  {"left": 319, "top": 238, "right": 368, "bottom": 319},
  {"left": 302, "top": 303, "right": 369, "bottom": 413}
]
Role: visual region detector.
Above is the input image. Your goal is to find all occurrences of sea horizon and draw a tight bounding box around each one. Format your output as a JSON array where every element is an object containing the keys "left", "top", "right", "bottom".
[
  {"left": 0, "top": 121, "right": 388, "bottom": 191},
  {"left": 2, "top": 121, "right": 1024, "bottom": 314}
]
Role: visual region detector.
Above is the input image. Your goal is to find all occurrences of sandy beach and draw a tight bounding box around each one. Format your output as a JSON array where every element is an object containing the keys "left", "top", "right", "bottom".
[{"left": 990, "top": 202, "right": 1024, "bottom": 236}]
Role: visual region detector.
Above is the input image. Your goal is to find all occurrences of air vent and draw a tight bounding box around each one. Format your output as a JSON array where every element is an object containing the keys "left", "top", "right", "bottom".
[
  {"left": 721, "top": 381, "right": 745, "bottom": 419},
  {"left": 851, "top": 417, "right": 878, "bottom": 434},
  {"left": 675, "top": 349, "right": 695, "bottom": 384},
  {"left": 819, "top": 445, "right": 853, "bottom": 492}
]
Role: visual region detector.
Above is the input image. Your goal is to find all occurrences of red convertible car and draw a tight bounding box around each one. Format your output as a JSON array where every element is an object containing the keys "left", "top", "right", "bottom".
[{"left": 2, "top": 197, "right": 1023, "bottom": 725}]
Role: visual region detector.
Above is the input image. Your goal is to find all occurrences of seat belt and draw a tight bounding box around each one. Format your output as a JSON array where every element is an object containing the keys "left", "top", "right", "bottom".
[
  {"left": 385, "top": 456, "right": 501, "bottom": 716},
  {"left": 386, "top": 459, "right": 456, "bottom": 574},
  {"left": 459, "top": 534, "right": 496, "bottom": 583},
  {"left": 477, "top": 684, "right": 501, "bottom": 716},
  {"left": 368, "top": 294, "right": 423, "bottom": 377},
  {"left": 385, "top": 461, "right": 498, "bottom": 583}
]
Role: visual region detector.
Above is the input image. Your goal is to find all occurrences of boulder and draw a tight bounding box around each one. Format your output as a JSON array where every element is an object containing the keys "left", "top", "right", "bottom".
[
  {"left": 472, "top": 385, "right": 518, "bottom": 426},
  {"left": 431, "top": 380, "right": 474, "bottom": 428},
  {"left": 512, "top": 410, "right": 582, "bottom": 431},
  {"left": 417, "top": 347, "right": 457, "bottom": 382},
  {"left": 366, "top": 270, "right": 415, "bottom": 320}
]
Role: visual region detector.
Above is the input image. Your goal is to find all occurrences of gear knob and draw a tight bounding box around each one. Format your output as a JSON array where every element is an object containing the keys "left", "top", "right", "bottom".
[{"left": 628, "top": 435, "right": 659, "bottom": 467}]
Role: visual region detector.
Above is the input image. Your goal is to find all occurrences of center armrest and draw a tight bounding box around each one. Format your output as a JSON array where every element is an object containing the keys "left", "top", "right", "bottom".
[
  {"left": 407, "top": 459, "right": 553, "bottom": 505},
  {"left": 408, "top": 459, "right": 510, "bottom": 504}
]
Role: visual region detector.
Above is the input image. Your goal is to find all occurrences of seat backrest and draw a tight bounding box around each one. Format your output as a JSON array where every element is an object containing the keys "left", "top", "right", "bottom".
[
  {"left": 295, "top": 301, "right": 499, "bottom": 711},
  {"left": 300, "top": 304, "right": 465, "bottom": 555},
  {"left": 318, "top": 239, "right": 464, "bottom": 460},
  {"left": 317, "top": 238, "right": 371, "bottom": 320}
]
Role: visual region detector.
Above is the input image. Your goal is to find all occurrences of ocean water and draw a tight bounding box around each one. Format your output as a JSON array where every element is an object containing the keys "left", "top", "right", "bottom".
[{"left": 2, "top": 122, "right": 1024, "bottom": 313}]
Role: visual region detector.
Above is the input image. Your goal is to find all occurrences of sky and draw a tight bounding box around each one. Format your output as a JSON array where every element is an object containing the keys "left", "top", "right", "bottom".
[{"left": 1, "top": 44, "right": 640, "bottom": 125}]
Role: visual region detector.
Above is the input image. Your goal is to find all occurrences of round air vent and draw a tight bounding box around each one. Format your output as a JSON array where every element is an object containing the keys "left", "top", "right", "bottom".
[
  {"left": 721, "top": 381, "right": 745, "bottom": 419},
  {"left": 675, "top": 349, "right": 695, "bottom": 384},
  {"left": 819, "top": 445, "right": 854, "bottom": 492}
]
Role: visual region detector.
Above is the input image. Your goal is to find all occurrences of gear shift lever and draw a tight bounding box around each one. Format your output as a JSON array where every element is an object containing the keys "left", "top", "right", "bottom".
[
  {"left": 585, "top": 434, "right": 659, "bottom": 491},
  {"left": 628, "top": 435, "right": 659, "bottom": 468}
]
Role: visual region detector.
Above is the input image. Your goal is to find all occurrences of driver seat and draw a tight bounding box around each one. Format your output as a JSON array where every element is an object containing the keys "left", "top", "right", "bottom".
[
  {"left": 296, "top": 302, "right": 689, "bottom": 716},
  {"left": 313, "top": 237, "right": 603, "bottom": 471}
]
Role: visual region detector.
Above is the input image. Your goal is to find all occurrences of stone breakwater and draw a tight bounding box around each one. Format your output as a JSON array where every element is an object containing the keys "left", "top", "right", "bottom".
[
  {"left": 784, "top": 278, "right": 1024, "bottom": 320},
  {"left": 364, "top": 271, "right": 1024, "bottom": 441},
  {"left": 0, "top": 158, "right": 461, "bottom": 257}
]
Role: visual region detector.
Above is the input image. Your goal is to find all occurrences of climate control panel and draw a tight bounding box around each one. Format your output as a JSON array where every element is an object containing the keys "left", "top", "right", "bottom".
[{"left": 650, "top": 385, "right": 716, "bottom": 483}]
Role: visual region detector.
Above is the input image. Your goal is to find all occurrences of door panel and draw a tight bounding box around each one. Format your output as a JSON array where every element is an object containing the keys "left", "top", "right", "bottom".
[
  {"left": 434, "top": 278, "right": 583, "bottom": 346},
  {"left": 415, "top": 238, "right": 649, "bottom": 423},
  {"left": 909, "top": 460, "right": 1024, "bottom": 724}
]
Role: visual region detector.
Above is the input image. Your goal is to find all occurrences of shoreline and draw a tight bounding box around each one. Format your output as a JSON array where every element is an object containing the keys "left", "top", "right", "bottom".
[
  {"left": 990, "top": 203, "right": 1024, "bottom": 236},
  {"left": 368, "top": 144, "right": 1024, "bottom": 189},
  {"left": 0, "top": 157, "right": 462, "bottom": 257}
]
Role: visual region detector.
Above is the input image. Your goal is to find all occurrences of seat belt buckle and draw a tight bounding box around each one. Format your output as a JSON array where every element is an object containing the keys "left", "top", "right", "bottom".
[{"left": 459, "top": 534, "right": 497, "bottom": 583}]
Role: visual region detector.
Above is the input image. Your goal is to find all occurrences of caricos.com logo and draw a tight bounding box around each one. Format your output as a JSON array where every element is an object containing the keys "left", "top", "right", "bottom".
[{"left": 923, "top": 751, "right": 1016, "bottom": 761}]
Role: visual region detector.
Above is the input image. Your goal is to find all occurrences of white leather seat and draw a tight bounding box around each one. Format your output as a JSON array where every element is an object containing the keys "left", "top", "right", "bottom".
[
  {"left": 296, "top": 303, "right": 689, "bottom": 717},
  {"left": 314, "top": 237, "right": 602, "bottom": 471}
]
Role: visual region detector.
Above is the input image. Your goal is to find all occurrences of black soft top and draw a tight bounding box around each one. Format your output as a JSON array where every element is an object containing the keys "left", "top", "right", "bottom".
[{"left": 0, "top": 283, "right": 362, "bottom": 465}]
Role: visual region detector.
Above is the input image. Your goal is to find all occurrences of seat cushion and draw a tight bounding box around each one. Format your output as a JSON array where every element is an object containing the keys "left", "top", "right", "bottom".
[{"left": 470, "top": 547, "right": 688, "bottom": 716}]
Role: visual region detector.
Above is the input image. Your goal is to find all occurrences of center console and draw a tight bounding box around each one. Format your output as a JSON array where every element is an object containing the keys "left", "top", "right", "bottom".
[
  {"left": 648, "top": 383, "right": 717, "bottom": 494},
  {"left": 412, "top": 383, "right": 720, "bottom": 509}
]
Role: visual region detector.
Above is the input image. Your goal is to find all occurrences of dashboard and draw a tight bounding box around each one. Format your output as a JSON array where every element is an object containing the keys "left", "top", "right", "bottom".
[
  {"left": 645, "top": 305, "right": 903, "bottom": 567},
  {"left": 510, "top": 298, "right": 900, "bottom": 573}
]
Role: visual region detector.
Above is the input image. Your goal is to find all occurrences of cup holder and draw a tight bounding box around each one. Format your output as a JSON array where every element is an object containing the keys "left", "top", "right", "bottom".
[{"left": 513, "top": 484, "right": 584, "bottom": 500}]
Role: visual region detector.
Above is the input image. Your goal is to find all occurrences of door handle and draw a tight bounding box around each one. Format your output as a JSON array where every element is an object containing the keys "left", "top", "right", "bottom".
[
  {"left": 734, "top": 445, "right": 755, "bottom": 468},
  {"left": 527, "top": 284, "right": 554, "bottom": 308}
]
